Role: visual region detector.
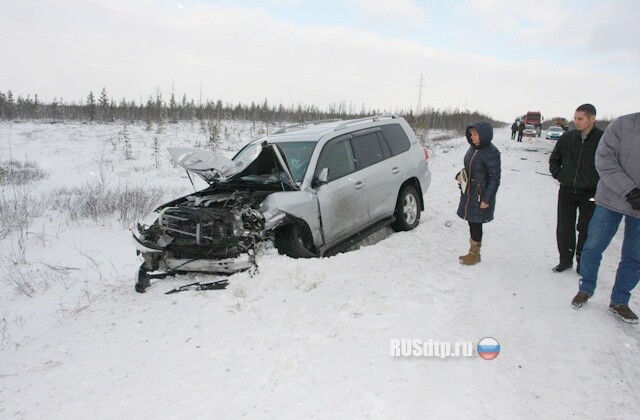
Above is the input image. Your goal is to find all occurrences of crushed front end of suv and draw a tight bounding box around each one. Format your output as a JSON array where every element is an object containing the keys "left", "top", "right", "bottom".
[{"left": 133, "top": 116, "right": 431, "bottom": 292}]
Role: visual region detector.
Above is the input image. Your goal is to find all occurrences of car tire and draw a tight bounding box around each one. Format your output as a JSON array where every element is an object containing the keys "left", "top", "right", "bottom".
[
  {"left": 274, "top": 223, "right": 316, "bottom": 258},
  {"left": 391, "top": 185, "right": 421, "bottom": 232}
]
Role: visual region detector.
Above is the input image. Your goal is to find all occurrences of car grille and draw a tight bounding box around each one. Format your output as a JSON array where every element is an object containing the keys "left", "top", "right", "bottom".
[{"left": 159, "top": 207, "right": 240, "bottom": 247}]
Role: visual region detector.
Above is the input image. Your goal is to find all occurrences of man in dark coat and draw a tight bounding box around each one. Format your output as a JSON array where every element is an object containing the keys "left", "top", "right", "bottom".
[
  {"left": 549, "top": 104, "right": 603, "bottom": 273},
  {"left": 511, "top": 120, "right": 518, "bottom": 140},
  {"left": 517, "top": 121, "right": 525, "bottom": 142},
  {"left": 456, "top": 121, "right": 501, "bottom": 265}
]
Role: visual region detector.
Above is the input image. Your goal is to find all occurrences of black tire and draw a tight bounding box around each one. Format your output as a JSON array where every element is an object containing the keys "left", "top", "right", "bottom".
[
  {"left": 391, "top": 185, "right": 421, "bottom": 232},
  {"left": 274, "top": 223, "right": 316, "bottom": 258},
  {"left": 135, "top": 265, "right": 151, "bottom": 293}
]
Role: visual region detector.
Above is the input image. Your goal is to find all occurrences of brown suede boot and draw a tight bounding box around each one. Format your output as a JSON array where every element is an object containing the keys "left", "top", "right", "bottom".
[{"left": 459, "top": 239, "right": 481, "bottom": 265}]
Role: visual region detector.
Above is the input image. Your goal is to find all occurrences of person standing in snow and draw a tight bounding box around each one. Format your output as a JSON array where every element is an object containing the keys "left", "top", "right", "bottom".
[
  {"left": 571, "top": 112, "right": 640, "bottom": 323},
  {"left": 511, "top": 120, "right": 518, "bottom": 140},
  {"left": 456, "top": 122, "right": 501, "bottom": 265},
  {"left": 517, "top": 120, "right": 525, "bottom": 142},
  {"left": 549, "top": 104, "right": 603, "bottom": 274}
]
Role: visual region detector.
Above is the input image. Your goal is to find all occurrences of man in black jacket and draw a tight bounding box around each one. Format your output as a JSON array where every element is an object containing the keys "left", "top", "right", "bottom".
[
  {"left": 549, "top": 104, "right": 603, "bottom": 273},
  {"left": 517, "top": 121, "right": 525, "bottom": 142}
]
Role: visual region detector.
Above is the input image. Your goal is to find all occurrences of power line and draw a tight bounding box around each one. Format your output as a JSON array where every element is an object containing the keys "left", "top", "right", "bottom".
[
  {"left": 0, "top": 32, "right": 399, "bottom": 104},
  {"left": 26, "top": 0, "right": 402, "bottom": 94},
  {"left": 73, "top": 0, "right": 393, "bottom": 90},
  {"left": 0, "top": 13, "right": 187, "bottom": 67}
]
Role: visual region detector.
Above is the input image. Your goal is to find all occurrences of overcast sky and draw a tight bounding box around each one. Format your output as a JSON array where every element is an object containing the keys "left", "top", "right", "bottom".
[{"left": 1, "top": 0, "right": 639, "bottom": 122}]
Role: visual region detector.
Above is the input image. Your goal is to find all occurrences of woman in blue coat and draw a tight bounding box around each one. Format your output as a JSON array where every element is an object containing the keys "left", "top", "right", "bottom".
[{"left": 456, "top": 122, "right": 501, "bottom": 265}]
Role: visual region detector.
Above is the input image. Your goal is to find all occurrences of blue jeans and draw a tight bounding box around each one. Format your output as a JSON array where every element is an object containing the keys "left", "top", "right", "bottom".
[{"left": 579, "top": 206, "right": 640, "bottom": 305}]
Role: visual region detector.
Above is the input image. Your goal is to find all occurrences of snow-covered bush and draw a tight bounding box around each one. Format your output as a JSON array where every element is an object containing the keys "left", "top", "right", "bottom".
[
  {"left": 0, "top": 260, "right": 45, "bottom": 297},
  {"left": 0, "top": 181, "right": 44, "bottom": 241},
  {"left": 50, "top": 183, "right": 173, "bottom": 227},
  {"left": 0, "top": 159, "right": 47, "bottom": 185}
]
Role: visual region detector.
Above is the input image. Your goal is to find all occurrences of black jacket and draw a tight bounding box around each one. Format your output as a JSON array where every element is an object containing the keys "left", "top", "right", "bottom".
[
  {"left": 457, "top": 122, "right": 501, "bottom": 223},
  {"left": 549, "top": 126, "right": 604, "bottom": 193}
]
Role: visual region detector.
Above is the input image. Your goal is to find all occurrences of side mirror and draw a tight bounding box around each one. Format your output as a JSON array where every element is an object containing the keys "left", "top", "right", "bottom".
[{"left": 313, "top": 167, "right": 329, "bottom": 188}]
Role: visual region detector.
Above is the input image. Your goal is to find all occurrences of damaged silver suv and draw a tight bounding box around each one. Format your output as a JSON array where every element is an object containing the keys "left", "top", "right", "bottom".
[{"left": 133, "top": 115, "right": 431, "bottom": 292}]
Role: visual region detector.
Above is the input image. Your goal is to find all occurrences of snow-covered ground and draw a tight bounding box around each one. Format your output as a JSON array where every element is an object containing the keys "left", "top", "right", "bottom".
[{"left": 1, "top": 121, "right": 639, "bottom": 419}]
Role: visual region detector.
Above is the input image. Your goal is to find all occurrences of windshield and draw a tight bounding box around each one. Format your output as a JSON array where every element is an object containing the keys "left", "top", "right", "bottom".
[
  {"left": 272, "top": 141, "right": 317, "bottom": 183},
  {"left": 233, "top": 141, "right": 262, "bottom": 166},
  {"left": 549, "top": 127, "right": 562, "bottom": 132},
  {"left": 525, "top": 125, "right": 535, "bottom": 130}
]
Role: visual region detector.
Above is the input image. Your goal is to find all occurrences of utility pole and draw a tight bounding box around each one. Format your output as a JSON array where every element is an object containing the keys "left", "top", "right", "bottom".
[{"left": 415, "top": 73, "right": 426, "bottom": 115}]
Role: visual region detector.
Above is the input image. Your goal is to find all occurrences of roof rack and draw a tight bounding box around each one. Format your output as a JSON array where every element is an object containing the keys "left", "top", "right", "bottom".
[
  {"left": 273, "top": 119, "right": 343, "bottom": 134},
  {"left": 333, "top": 115, "right": 399, "bottom": 131}
]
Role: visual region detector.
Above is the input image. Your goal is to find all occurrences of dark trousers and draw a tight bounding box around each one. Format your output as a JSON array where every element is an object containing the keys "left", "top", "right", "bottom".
[
  {"left": 469, "top": 222, "right": 483, "bottom": 242},
  {"left": 556, "top": 188, "right": 596, "bottom": 265},
  {"left": 517, "top": 132, "right": 523, "bottom": 142},
  {"left": 511, "top": 130, "right": 517, "bottom": 139}
]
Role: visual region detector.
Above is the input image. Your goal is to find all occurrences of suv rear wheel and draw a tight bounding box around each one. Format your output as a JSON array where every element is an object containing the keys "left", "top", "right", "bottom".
[
  {"left": 274, "top": 223, "right": 316, "bottom": 258},
  {"left": 391, "top": 185, "right": 420, "bottom": 231}
]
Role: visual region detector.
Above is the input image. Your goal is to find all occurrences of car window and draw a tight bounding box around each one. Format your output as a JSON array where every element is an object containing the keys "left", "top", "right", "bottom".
[
  {"left": 380, "top": 124, "right": 411, "bottom": 155},
  {"left": 377, "top": 132, "right": 391, "bottom": 159},
  {"left": 316, "top": 138, "right": 356, "bottom": 182},
  {"left": 351, "top": 132, "right": 384, "bottom": 169},
  {"left": 274, "top": 141, "right": 316, "bottom": 183}
]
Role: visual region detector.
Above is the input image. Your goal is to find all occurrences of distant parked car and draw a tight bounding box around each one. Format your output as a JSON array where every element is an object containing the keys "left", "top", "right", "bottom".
[
  {"left": 132, "top": 116, "right": 431, "bottom": 292},
  {"left": 523, "top": 124, "right": 536, "bottom": 138},
  {"left": 545, "top": 126, "right": 563, "bottom": 140}
]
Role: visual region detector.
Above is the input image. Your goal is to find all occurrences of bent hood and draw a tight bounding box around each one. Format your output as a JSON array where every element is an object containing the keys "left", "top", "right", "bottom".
[{"left": 167, "top": 142, "right": 298, "bottom": 189}]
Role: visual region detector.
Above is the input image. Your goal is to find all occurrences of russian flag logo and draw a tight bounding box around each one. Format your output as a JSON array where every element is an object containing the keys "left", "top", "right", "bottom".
[{"left": 477, "top": 337, "right": 500, "bottom": 360}]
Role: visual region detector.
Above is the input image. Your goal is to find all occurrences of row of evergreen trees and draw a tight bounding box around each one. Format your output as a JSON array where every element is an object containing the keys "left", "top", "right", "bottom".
[{"left": 0, "top": 88, "right": 502, "bottom": 131}]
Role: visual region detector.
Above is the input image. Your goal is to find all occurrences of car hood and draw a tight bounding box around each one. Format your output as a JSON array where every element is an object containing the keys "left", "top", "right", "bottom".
[{"left": 167, "top": 142, "right": 299, "bottom": 189}]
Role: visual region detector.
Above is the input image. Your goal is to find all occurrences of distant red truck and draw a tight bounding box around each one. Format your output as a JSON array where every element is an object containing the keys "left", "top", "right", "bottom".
[{"left": 523, "top": 111, "right": 542, "bottom": 136}]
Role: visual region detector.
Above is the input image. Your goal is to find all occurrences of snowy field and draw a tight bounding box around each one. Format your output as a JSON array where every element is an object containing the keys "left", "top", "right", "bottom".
[{"left": 1, "top": 121, "right": 639, "bottom": 419}]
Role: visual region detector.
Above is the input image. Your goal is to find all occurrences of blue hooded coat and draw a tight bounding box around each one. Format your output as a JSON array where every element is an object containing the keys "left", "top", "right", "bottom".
[{"left": 456, "top": 122, "right": 501, "bottom": 223}]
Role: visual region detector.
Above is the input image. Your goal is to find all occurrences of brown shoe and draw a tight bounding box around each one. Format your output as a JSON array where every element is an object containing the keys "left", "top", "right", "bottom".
[
  {"left": 609, "top": 304, "right": 639, "bottom": 324},
  {"left": 571, "top": 291, "right": 590, "bottom": 309},
  {"left": 458, "top": 239, "right": 472, "bottom": 260},
  {"left": 459, "top": 239, "right": 481, "bottom": 265}
]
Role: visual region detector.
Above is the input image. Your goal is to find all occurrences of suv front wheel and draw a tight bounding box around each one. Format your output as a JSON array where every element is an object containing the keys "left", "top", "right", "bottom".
[
  {"left": 274, "top": 223, "right": 316, "bottom": 258},
  {"left": 391, "top": 185, "right": 420, "bottom": 231}
]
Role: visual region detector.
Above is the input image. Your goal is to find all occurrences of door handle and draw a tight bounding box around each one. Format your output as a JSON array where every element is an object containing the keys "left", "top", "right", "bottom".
[
  {"left": 355, "top": 182, "right": 364, "bottom": 190},
  {"left": 392, "top": 167, "right": 400, "bottom": 174}
]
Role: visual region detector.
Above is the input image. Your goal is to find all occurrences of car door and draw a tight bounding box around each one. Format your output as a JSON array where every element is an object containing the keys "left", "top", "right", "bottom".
[
  {"left": 376, "top": 124, "right": 413, "bottom": 216},
  {"left": 314, "top": 136, "right": 370, "bottom": 246},
  {"left": 350, "top": 129, "right": 395, "bottom": 222}
]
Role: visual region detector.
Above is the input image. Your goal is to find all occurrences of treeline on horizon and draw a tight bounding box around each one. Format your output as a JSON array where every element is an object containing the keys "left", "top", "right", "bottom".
[{"left": 0, "top": 88, "right": 504, "bottom": 132}]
